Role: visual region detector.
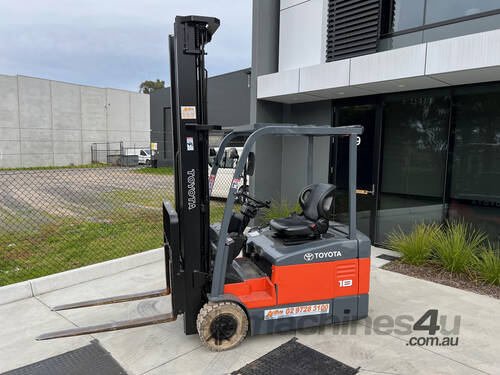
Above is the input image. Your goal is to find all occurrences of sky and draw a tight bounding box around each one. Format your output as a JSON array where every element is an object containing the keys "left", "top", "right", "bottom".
[{"left": 0, "top": 0, "right": 252, "bottom": 91}]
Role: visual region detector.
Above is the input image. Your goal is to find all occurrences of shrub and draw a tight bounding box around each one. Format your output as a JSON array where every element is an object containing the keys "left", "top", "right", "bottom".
[
  {"left": 386, "top": 222, "right": 440, "bottom": 266},
  {"left": 432, "top": 220, "right": 487, "bottom": 274},
  {"left": 475, "top": 243, "right": 500, "bottom": 286},
  {"left": 260, "top": 199, "right": 302, "bottom": 226}
]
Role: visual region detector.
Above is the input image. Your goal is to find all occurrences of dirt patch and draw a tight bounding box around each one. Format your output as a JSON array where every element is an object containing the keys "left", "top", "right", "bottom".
[{"left": 382, "top": 261, "right": 500, "bottom": 299}]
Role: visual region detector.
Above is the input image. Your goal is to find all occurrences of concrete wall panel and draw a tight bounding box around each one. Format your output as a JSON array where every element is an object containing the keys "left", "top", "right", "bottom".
[
  {"left": 0, "top": 128, "right": 20, "bottom": 141},
  {"left": 106, "top": 89, "right": 130, "bottom": 132},
  {"left": 52, "top": 129, "right": 81, "bottom": 141},
  {"left": 21, "top": 153, "right": 53, "bottom": 168},
  {"left": 54, "top": 153, "right": 83, "bottom": 166},
  {"left": 82, "top": 130, "right": 106, "bottom": 142},
  {"left": 81, "top": 86, "right": 107, "bottom": 131},
  {"left": 0, "top": 140, "right": 20, "bottom": 154},
  {"left": 53, "top": 141, "right": 81, "bottom": 154},
  {"left": 0, "top": 75, "right": 149, "bottom": 167},
  {"left": 0, "top": 75, "right": 19, "bottom": 129},
  {"left": 279, "top": 0, "right": 324, "bottom": 71},
  {"left": 350, "top": 44, "right": 427, "bottom": 85},
  {"left": 131, "top": 131, "right": 150, "bottom": 145},
  {"left": 21, "top": 141, "right": 53, "bottom": 154},
  {"left": 0, "top": 154, "right": 21, "bottom": 168},
  {"left": 280, "top": 0, "right": 308, "bottom": 9},
  {"left": 51, "top": 81, "right": 81, "bottom": 130},
  {"left": 107, "top": 130, "right": 130, "bottom": 144},
  {"left": 257, "top": 69, "right": 299, "bottom": 99},
  {"left": 81, "top": 141, "right": 98, "bottom": 164},
  {"left": 20, "top": 128, "right": 52, "bottom": 141},
  {"left": 300, "top": 59, "right": 350, "bottom": 92},
  {"left": 130, "top": 93, "right": 150, "bottom": 132},
  {"left": 18, "top": 76, "right": 51, "bottom": 129}
]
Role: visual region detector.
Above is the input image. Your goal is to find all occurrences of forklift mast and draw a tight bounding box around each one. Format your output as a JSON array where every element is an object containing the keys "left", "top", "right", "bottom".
[{"left": 167, "top": 15, "right": 220, "bottom": 335}]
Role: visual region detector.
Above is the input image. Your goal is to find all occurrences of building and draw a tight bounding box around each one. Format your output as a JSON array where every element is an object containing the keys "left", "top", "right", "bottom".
[
  {"left": 0, "top": 75, "right": 150, "bottom": 168},
  {"left": 150, "top": 68, "right": 251, "bottom": 167},
  {"left": 250, "top": 0, "right": 500, "bottom": 243}
]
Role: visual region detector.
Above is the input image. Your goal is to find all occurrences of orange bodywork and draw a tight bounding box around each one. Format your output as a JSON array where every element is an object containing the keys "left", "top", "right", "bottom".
[{"left": 224, "top": 257, "right": 370, "bottom": 309}]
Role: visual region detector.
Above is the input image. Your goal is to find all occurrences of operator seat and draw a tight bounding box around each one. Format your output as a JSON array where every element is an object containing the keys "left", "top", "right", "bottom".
[{"left": 269, "top": 183, "right": 335, "bottom": 243}]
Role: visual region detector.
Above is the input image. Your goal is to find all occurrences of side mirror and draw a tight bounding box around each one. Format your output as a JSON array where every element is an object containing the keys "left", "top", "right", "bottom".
[
  {"left": 209, "top": 148, "right": 216, "bottom": 157},
  {"left": 245, "top": 152, "right": 255, "bottom": 176},
  {"left": 229, "top": 148, "right": 239, "bottom": 160}
]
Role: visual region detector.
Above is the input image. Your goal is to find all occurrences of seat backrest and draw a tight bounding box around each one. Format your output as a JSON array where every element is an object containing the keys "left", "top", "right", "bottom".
[{"left": 298, "top": 183, "right": 335, "bottom": 221}]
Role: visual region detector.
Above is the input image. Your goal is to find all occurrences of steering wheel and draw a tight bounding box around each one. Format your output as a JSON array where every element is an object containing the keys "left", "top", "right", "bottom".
[{"left": 236, "top": 192, "right": 270, "bottom": 208}]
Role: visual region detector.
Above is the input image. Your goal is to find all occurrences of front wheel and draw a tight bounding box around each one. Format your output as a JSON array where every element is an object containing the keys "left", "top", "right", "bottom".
[{"left": 197, "top": 301, "right": 248, "bottom": 351}]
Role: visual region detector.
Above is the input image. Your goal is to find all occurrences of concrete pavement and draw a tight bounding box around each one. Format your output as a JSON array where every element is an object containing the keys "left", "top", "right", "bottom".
[{"left": 0, "top": 249, "right": 499, "bottom": 375}]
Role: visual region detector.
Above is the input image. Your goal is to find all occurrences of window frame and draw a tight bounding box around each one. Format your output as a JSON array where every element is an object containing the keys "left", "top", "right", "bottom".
[{"left": 381, "top": 1, "right": 500, "bottom": 38}]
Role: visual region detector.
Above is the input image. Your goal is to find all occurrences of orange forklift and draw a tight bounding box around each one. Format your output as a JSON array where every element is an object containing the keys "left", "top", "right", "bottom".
[{"left": 38, "top": 15, "right": 370, "bottom": 351}]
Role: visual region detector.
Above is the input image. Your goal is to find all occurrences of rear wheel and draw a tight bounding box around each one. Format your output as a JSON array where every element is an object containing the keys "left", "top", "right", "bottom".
[{"left": 197, "top": 301, "right": 248, "bottom": 351}]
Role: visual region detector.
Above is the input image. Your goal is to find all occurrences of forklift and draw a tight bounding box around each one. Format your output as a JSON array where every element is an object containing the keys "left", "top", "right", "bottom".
[{"left": 37, "top": 15, "right": 371, "bottom": 351}]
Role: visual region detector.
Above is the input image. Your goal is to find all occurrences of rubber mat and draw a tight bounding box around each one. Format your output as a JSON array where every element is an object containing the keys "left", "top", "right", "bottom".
[
  {"left": 233, "top": 338, "right": 359, "bottom": 375},
  {"left": 1, "top": 340, "right": 127, "bottom": 375}
]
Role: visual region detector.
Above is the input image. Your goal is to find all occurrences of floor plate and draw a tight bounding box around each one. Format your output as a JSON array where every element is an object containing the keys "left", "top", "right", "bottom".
[
  {"left": 233, "top": 337, "right": 358, "bottom": 375},
  {"left": 1, "top": 340, "right": 127, "bottom": 375}
]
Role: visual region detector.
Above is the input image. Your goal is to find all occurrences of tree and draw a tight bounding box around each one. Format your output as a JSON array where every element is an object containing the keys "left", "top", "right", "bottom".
[{"left": 139, "top": 79, "right": 165, "bottom": 94}]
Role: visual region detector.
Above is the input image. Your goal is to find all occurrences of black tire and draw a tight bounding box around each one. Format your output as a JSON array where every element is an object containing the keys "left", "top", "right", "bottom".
[{"left": 197, "top": 301, "right": 248, "bottom": 351}]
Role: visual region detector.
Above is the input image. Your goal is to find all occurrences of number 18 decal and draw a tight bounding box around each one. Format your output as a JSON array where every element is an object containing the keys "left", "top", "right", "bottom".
[{"left": 338, "top": 279, "right": 352, "bottom": 287}]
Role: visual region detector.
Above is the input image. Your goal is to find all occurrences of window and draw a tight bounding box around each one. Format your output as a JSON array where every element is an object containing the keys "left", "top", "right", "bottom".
[
  {"left": 425, "top": 0, "right": 500, "bottom": 24},
  {"left": 376, "top": 92, "right": 450, "bottom": 243},
  {"left": 448, "top": 85, "right": 500, "bottom": 241},
  {"left": 391, "top": 0, "right": 425, "bottom": 32}
]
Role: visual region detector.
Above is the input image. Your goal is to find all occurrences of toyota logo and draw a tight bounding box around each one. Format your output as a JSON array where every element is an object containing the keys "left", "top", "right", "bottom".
[{"left": 304, "top": 253, "right": 314, "bottom": 261}]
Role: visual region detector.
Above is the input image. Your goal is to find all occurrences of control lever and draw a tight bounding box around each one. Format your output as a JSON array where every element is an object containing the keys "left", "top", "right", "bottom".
[{"left": 236, "top": 192, "right": 270, "bottom": 208}]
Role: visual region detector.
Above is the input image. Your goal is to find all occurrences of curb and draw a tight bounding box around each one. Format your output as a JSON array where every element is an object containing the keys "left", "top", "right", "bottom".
[{"left": 0, "top": 248, "right": 164, "bottom": 306}]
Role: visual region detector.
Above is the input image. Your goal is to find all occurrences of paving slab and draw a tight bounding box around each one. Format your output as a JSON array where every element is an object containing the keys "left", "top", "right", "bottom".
[
  {"left": 370, "top": 267, "right": 500, "bottom": 369},
  {"left": 0, "top": 298, "right": 90, "bottom": 373},
  {"left": 1, "top": 250, "right": 499, "bottom": 375}
]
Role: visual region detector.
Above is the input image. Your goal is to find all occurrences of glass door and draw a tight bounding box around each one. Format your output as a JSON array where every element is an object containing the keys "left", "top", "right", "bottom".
[{"left": 330, "top": 103, "right": 380, "bottom": 240}]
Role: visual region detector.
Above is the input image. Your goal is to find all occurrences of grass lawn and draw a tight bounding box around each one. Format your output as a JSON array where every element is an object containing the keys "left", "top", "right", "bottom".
[
  {"left": 0, "top": 188, "right": 233, "bottom": 286},
  {"left": 133, "top": 167, "right": 174, "bottom": 175}
]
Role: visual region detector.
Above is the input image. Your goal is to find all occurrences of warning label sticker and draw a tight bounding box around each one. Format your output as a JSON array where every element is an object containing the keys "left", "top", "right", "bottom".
[
  {"left": 264, "top": 303, "right": 330, "bottom": 320},
  {"left": 231, "top": 178, "right": 240, "bottom": 189},
  {"left": 208, "top": 174, "right": 215, "bottom": 193},
  {"left": 181, "top": 106, "right": 197, "bottom": 120},
  {"left": 186, "top": 137, "right": 194, "bottom": 151}
]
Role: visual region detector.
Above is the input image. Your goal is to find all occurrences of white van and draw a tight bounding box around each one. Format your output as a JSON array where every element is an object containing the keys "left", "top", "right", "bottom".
[
  {"left": 208, "top": 147, "right": 249, "bottom": 200},
  {"left": 124, "top": 148, "right": 151, "bottom": 165}
]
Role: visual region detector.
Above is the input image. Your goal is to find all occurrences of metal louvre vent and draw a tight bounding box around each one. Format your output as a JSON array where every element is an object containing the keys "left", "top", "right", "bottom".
[{"left": 326, "top": 0, "right": 381, "bottom": 62}]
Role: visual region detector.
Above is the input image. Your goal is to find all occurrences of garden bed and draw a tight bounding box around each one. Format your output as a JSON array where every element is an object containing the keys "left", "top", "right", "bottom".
[{"left": 382, "top": 260, "right": 500, "bottom": 299}]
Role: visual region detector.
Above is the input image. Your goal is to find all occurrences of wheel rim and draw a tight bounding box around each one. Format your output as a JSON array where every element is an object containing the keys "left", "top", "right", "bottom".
[{"left": 209, "top": 313, "right": 238, "bottom": 346}]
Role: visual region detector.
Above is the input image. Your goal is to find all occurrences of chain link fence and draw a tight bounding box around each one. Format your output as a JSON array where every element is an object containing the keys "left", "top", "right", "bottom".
[{"left": 0, "top": 138, "right": 245, "bottom": 286}]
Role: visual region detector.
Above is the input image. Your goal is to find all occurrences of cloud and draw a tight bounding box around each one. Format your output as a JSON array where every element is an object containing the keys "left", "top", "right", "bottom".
[{"left": 0, "top": 0, "right": 252, "bottom": 91}]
